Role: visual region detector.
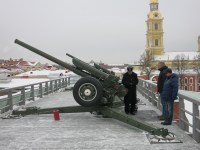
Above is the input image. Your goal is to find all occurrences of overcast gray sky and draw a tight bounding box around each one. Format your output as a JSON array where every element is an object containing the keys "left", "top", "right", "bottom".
[{"left": 0, "top": 0, "right": 200, "bottom": 64}]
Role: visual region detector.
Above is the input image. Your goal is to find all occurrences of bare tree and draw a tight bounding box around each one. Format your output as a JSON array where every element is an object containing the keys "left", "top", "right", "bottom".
[
  {"left": 139, "top": 51, "right": 154, "bottom": 79},
  {"left": 172, "top": 54, "right": 189, "bottom": 88},
  {"left": 193, "top": 53, "right": 200, "bottom": 75}
]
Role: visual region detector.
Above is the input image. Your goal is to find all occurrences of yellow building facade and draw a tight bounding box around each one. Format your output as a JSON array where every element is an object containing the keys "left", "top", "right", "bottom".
[{"left": 146, "top": 0, "right": 164, "bottom": 56}]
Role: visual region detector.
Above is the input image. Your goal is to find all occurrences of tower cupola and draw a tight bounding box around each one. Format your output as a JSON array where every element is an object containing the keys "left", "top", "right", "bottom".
[{"left": 146, "top": 0, "right": 164, "bottom": 56}]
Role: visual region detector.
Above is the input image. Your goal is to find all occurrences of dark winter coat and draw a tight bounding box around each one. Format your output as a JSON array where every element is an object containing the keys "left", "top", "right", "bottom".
[
  {"left": 122, "top": 72, "right": 138, "bottom": 104},
  {"left": 162, "top": 73, "right": 179, "bottom": 101},
  {"left": 157, "top": 66, "right": 168, "bottom": 93}
]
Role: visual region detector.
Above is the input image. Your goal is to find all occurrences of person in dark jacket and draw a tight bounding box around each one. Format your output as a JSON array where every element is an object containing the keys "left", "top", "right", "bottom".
[
  {"left": 122, "top": 66, "right": 138, "bottom": 115},
  {"left": 157, "top": 62, "right": 168, "bottom": 120},
  {"left": 161, "top": 68, "right": 178, "bottom": 125}
]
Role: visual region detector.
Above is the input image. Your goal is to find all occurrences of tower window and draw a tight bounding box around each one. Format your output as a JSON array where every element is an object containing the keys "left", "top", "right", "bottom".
[
  {"left": 155, "top": 39, "right": 159, "bottom": 46},
  {"left": 150, "top": 4, "right": 158, "bottom": 11},
  {"left": 154, "top": 24, "right": 158, "bottom": 30}
]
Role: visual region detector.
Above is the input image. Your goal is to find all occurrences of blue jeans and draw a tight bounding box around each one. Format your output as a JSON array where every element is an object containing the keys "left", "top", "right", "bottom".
[
  {"left": 160, "top": 92, "right": 168, "bottom": 118},
  {"left": 165, "top": 100, "right": 174, "bottom": 122}
]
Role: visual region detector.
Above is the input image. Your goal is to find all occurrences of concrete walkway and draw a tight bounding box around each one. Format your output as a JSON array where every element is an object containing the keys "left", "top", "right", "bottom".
[{"left": 0, "top": 90, "right": 200, "bottom": 150}]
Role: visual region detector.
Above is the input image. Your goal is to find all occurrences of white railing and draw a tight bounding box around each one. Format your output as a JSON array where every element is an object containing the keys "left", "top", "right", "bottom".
[
  {"left": 138, "top": 78, "right": 200, "bottom": 143},
  {"left": 0, "top": 77, "right": 70, "bottom": 114}
]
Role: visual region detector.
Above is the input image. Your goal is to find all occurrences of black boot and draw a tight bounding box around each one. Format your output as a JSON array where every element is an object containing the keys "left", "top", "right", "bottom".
[
  {"left": 161, "top": 118, "right": 172, "bottom": 125},
  {"left": 130, "top": 104, "right": 137, "bottom": 115},
  {"left": 124, "top": 103, "right": 130, "bottom": 114}
]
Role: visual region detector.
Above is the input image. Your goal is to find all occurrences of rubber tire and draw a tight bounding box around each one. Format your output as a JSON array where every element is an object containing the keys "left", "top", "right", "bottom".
[{"left": 73, "top": 77, "right": 103, "bottom": 107}]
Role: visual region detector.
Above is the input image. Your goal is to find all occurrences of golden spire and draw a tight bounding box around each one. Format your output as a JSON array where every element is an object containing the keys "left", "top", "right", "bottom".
[{"left": 150, "top": 0, "right": 158, "bottom": 3}]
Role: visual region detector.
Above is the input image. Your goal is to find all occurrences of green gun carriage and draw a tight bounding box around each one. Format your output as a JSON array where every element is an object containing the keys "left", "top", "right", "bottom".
[{"left": 13, "top": 39, "right": 181, "bottom": 142}]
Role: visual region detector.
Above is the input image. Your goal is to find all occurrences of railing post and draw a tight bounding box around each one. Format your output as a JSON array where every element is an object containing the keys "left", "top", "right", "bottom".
[
  {"left": 147, "top": 84, "right": 151, "bottom": 102},
  {"left": 68, "top": 77, "right": 71, "bottom": 86},
  {"left": 21, "top": 87, "right": 26, "bottom": 105},
  {"left": 157, "top": 94, "right": 161, "bottom": 111},
  {"left": 7, "top": 90, "right": 13, "bottom": 110},
  {"left": 179, "top": 97, "right": 189, "bottom": 132},
  {"left": 31, "top": 85, "right": 35, "bottom": 101},
  {"left": 141, "top": 81, "right": 145, "bottom": 96},
  {"left": 50, "top": 81, "right": 53, "bottom": 93},
  {"left": 193, "top": 103, "right": 200, "bottom": 143},
  {"left": 61, "top": 78, "right": 64, "bottom": 88},
  {"left": 151, "top": 85, "right": 156, "bottom": 106},
  {"left": 44, "top": 82, "right": 49, "bottom": 95},
  {"left": 55, "top": 80, "right": 57, "bottom": 89},
  {"left": 39, "top": 83, "right": 43, "bottom": 98},
  {"left": 58, "top": 79, "right": 61, "bottom": 89}
]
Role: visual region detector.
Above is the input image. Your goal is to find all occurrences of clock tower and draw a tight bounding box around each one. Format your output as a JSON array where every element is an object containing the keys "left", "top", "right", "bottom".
[{"left": 146, "top": 0, "right": 164, "bottom": 56}]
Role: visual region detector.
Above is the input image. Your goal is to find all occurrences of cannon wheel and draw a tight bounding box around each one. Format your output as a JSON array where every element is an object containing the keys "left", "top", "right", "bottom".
[{"left": 73, "top": 77, "right": 103, "bottom": 107}]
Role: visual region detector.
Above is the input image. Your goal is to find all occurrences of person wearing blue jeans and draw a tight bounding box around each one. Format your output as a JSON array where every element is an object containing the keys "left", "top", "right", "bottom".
[
  {"left": 161, "top": 68, "right": 179, "bottom": 125},
  {"left": 160, "top": 92, "right": 168, "bottom": 119},
  {"left": 157, "top": 62, "right": 168, "bottom": 120}
]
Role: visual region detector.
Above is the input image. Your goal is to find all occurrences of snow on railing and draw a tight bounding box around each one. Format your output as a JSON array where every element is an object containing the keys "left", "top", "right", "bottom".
[
  {"left": 137, "top": 78, "right": 200, "bottom": 143},
  {"left": 0, "top": 77, "right": 71, "bottom": 114}
]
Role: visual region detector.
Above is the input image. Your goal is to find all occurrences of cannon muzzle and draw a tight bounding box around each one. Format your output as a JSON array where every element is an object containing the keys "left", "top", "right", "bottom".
[{"left": 66, "top": 53, "right": 75, "bottom": 59}]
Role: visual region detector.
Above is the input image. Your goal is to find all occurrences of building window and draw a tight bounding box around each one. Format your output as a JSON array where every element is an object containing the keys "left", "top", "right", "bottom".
[
  {"left": 198, "top": 78, "right": 200, "bottom": 84},
  {"left": 154, "top": 24, "right": 158, "bottom": 30},
  {"left": 155, "top": 39, "right": 159, "bottom": 46},
  {"left": 184, "top": 78, "right": 188, "bottom": 84},
  {"left": 184, "top": 86, "right": 188, "bottom": 90},
  {"left": 189, "top": 78, "right": 193, "bottom": 84},
  {"left": 190, "top": 86, "right": 193, "bottom": 91}
]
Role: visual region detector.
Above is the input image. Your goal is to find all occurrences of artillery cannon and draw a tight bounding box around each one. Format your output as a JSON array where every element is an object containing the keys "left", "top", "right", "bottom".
[
  {"left": 14, "top": 39, "right": 127, "bottom": 107},
  {"left": 13, "top": 39, "right": 181, "bottom": 143}
]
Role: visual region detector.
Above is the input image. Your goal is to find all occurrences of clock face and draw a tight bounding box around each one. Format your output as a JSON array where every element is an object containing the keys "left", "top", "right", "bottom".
[{"left": 154, "top": 13, "right": 158, "bottom": 18}]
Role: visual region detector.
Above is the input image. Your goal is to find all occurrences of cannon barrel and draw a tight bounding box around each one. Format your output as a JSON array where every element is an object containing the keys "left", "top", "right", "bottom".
[
  {"left": 66, "top": 53, "right": 115, "bottom": 80},
  {"left": 14, "top": 39, "right": 89, "bottom": 77},
  {"left": 66, "top": 53, "right": 110, "bottom": 80},
  {"left": 94, "top": 63, "right": 115, "bottom": 75},
  {"left": 66, "top": 53, "right": 75, "bottom": 59}
]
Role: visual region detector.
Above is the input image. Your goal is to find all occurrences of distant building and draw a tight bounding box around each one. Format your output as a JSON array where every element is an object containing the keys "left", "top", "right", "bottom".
[
  {"left": 150, "top": 70, "right": 200, "bottom": 92},
  {"left": 143, "top": 0, "right": 200, "bottom": 92},
  {"left": 1, "top": 58, "right": 45, "bottom": 73}
]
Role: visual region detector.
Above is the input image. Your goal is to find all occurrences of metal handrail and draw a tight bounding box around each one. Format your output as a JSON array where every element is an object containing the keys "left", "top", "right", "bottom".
[
  {"left": 137, "top": 78, "right": 200, "bottom": 143},
  {"left": 0, "top": 77, "right": 70, "bottom": 114}
]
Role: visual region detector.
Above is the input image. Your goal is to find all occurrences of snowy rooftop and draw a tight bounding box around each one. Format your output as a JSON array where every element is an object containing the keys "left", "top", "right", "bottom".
[{"left": 154, "top": 52, "right": 199, "bottom": 61}]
